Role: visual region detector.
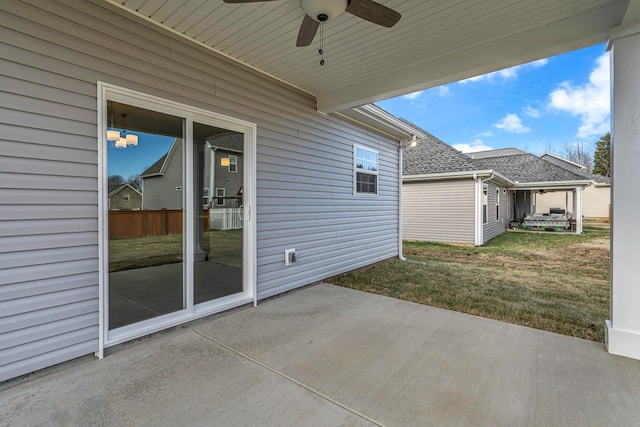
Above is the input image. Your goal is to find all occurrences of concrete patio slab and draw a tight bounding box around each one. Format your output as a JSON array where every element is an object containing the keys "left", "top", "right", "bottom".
[{"left": 2, "top": 283, "right": 639, "bottom": 426}]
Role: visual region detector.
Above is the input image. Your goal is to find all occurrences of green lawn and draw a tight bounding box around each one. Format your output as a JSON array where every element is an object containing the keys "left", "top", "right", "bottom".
[
  {"left": 329, "top": 224, "right": 611, "bottom": 342},
  {"left": 109, "top": 229, "right": 243, "bottom": 272}
]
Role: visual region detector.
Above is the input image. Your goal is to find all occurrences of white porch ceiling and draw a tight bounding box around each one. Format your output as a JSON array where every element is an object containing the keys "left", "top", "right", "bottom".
[{"left": 107, "top": 0, "right": 632, "bottom": 113}]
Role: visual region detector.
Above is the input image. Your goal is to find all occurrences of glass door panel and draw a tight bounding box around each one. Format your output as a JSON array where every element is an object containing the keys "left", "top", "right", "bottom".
[
  {"left": 107, "top": 101, "right": 185, "bottom": 329},
  {"left": 193, "top": 122, "right": 244, "bottom": 304}
]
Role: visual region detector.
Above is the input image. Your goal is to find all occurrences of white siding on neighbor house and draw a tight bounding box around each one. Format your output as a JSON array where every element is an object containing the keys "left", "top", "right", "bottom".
[
  {"left": 0, "top": 0, "right": 399, "bottom": 382},
  {"left": 402, "top": 180, "right": 476, "bottom": 244},
  {"left": 483, "top": 182, "right": 508, "bottom": 244}
]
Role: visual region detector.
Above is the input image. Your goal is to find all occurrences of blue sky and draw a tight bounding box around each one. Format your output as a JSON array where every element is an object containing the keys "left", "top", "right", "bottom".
[
  {"left": 377, "top": 43, "right": 610, "bottom": 157},
  {"left": 107, "top": 132, "right": 174, "bottom": 179}
]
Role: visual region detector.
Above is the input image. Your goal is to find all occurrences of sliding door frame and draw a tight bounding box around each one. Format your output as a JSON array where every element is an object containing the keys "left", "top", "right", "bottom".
[{"left": 97, "top": 82, "right": 257, "bottom": 357}]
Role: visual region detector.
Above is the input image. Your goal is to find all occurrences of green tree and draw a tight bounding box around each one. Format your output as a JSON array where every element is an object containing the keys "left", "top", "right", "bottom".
[{"left": 593, "top": 132, "right": 611, "bottom": 177}]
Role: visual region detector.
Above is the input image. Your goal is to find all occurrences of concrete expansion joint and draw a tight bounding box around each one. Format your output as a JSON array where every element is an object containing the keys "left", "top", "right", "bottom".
[{"left": 192, "top": 328, "right": 386, "bottom": 427}]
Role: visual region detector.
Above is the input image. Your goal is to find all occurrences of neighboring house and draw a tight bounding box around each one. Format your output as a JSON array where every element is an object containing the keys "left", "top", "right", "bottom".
[
  {"left": 107, "top": 184, "right": 142, "bottom": 210},
  {"left": 402, "top": 135, "right": 590, "bottom": 246},
  {"left": 141, "top": 134, "right": 244, "bottom": 210},
  {"left": 139, "top": 140, "right": 183, "bottom": 210},
  {"left": 538, "top": 153, "right": 611, "bottom": 219}
]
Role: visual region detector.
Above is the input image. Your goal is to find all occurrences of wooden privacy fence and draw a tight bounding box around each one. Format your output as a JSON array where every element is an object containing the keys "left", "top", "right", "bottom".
[
  {"left": 109, "top": 209, "right": 210, "bottom": 239},
  {"left": 210, "top": 208, "right": 243, "bottom": 230}
]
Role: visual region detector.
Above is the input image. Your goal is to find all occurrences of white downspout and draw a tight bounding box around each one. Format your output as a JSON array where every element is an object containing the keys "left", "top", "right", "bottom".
[
  {"left": 474, "top": 172, "right": 494, "bottom": 246},
  {"left": 473, "top": 174, "right": 482, "bottom": 246}
]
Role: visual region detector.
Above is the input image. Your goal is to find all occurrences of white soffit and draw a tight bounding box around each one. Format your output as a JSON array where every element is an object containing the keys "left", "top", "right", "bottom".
[{"left": 107, "top": 0, "right": 631, "bottom": 113}]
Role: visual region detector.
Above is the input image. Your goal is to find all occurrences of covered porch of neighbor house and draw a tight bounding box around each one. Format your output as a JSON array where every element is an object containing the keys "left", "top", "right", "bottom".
[
  {"left": 509, "top": 184, "right": 588, "bottom": 234},
  {"left": 2, "top": 283, "right": 639, "bottom": 426}
]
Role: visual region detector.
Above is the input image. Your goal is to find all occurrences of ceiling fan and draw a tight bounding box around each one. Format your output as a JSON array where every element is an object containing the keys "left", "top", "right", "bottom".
[{"left": 222, "top": 0, "right": 401, "bottom": 47}]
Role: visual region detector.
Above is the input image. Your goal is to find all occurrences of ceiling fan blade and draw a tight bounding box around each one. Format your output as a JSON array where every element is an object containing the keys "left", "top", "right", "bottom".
[
  {"left": 222, "top": 0, "right": 279, "bottom": 3},
  {"left": 346, "top": 0, "right": 401, "bottom": 28},
  {"left": 296, "top": 15, "right": 319, "bottom": 47}
]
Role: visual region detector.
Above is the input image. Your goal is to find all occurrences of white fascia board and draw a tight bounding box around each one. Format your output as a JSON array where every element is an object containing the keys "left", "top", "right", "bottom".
[
  {"left": 341, "top": 105, "right": 427, "bottom": 141},
  {"left": 540, "top": 152, "right": 587, "bottom": 170},
  {"left": 510, "top": 180, "right": 592, "bottom": 190},
  {"left": 403, "top": 170, "right": 511, "bottom": 183},
  {"left": 357, "top": 105, "right": 429, "bottom": 139}
]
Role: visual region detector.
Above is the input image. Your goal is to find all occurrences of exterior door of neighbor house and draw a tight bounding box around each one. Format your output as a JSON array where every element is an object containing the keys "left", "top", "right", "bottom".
[{"left": 100, "top": 84, "right": 256, "bottom": 350}]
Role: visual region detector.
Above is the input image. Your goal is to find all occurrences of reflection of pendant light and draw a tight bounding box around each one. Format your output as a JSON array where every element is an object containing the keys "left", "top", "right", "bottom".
[{"left": 106, "top": 107, "right": 138, "bottom": 148}]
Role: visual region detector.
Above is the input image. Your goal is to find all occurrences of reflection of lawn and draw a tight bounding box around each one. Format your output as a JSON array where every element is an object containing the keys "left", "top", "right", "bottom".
[
  {"left": 204, "top": 229, "right": 243, "bottom": 269},
  {"left": 109, "top": 229, "right": 243, "bottom": 272}
]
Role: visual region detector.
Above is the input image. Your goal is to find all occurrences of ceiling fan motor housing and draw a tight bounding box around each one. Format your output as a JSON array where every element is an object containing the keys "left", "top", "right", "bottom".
[{"left": 300, "top": 0, "right": 348, "bottom": 22}]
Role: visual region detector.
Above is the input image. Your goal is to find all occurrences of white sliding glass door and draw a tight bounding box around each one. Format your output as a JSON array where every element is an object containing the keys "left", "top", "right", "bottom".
[{"left": 98, "top": 83, "right": 256, "bottom": 352}]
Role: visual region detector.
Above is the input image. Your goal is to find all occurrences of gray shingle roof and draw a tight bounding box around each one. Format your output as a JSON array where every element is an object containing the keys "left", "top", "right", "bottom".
[
  {"left": 474, "top": 153, "right": 588, "bottom": 183},
  {"left": 467, "top": 147, "right": 525, "bottom": 159},
  {"left": 540, "top": 153, "right": 611, "bottom": 184},
  {"left": 140, "top": 153, "right": 167, "bottom": 177},
  {"left": 403, "top": 132, "right": 479, "bottom": 175},
  {"left": 404, "top": 132, "right": 590, "bottom": 184}
]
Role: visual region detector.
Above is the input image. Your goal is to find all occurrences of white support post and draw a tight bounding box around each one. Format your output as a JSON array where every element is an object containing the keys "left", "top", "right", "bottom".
[
  {"left": 606, "top": 25, "right": 640, "bottom": 360},
  {"left": 574, "top": 187, "right": 583, "bottom": 234}
]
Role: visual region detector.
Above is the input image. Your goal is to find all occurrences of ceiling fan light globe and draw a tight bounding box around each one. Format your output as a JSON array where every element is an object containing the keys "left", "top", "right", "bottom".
[{"left": 300, "top": 0, "right": 347, "bottom": 22}]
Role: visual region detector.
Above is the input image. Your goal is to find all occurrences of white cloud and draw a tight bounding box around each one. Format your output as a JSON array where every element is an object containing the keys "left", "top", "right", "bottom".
[
  {"left": 497, "top": 68, "right": 517, "bottom": 80},
  {"left": 437, "top": 86, "right": 451, "bottom": 97},
  {"left": 402, "top": 90, "right": 423, "bottom": 100},
  {"left": 453, "top": 139, "right": 494, "bottom": 153},
  {"left": 548, "top": 52, "right": 610, "bottom": 139},
  {"left": 476, "top": 130, "right": 494, "bottom": 138},
  {"left": 530, "top": 58, "right": 549, "bottom": 68},
  {"left": 459, "top": 75, "right": 484, "bottom": 84},
  {"left": 459, "top": 58, "right": 550, "bottom": 85},
  {"left": 523, "top": 105, "right": 541, "bottom": 118},
  {"left": 494, "top": 113, "right": 531, "bottom": 134}
]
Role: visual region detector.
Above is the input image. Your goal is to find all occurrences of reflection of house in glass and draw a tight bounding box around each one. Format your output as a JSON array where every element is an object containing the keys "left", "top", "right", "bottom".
[
  {"left": 108, "top": 183, "right": 142, "bottom": 210},
  {"left": 141, "top": 133, "right": 244, "bottom": 230}
]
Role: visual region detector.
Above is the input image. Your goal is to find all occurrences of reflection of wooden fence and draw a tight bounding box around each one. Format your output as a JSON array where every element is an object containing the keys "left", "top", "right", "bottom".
[
  {"left": 109, "top": 209, "right": 182, "bottom": 239},
  {"left": 210, "top": 208, "right": 243, "bottom": 230}
]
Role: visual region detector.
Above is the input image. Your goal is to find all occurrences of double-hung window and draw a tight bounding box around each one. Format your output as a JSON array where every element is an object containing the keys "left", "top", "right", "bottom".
[
  {"left": 215, "top": 188, "right": 225, "bottom": 206},
  {"left": 228, "top": 155, "right": 238, "bottom": 173},
  {"left": 354, "top": 145, "right": 378, "bottom": 195}
]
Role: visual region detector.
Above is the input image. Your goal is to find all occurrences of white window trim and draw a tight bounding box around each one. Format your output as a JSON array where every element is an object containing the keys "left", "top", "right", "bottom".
[
  {"left": 496, "top": 187, "right": 500, "bottom": 221},
  {"left": 203, "top": 187, "right": 209, "bottom": 206},
  {"left": 353, "top": 143, "right": 379, "bottom": 196},
  {"left": 482, "top": 183, "right": 489, "bottom": 225},
  {"left": 215, "top": 187, "right": 226, "bottom": 206},
  {"left": 97, "top": 82, "right": 257, "bottom": 357},
  {"left": 228, "top": 154, "right": 238, "bottom": 173}
]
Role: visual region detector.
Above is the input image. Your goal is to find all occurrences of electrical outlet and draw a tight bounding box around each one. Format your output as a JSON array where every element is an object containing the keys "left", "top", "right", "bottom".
[{"left": 284, "top": 248, "right": 296, "bottom": 266}]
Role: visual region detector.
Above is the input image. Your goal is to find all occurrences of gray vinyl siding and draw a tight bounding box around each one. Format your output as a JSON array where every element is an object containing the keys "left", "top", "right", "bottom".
[
  {"left": 0, "top": 0, "right": 399, "bottom": 381},
  {"left": 142, "top": 140, "right": 184, "bottom": 210},
  {"left": 402, "top": 180, "right": 475, "bottom": 244},
  {"left": 483, "top": 182, "right": 508, "bottom": 244}
]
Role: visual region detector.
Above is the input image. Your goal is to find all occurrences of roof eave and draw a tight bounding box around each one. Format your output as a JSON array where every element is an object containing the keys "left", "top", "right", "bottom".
[
  {"left": 340, "top": 104, "right": 429, "bottom": 142},
  {"left": 510, "top": 180, "right": 592, "bottom": 190},
  {"left": 403, "top": 170, "right": 512, "bottom": 184}
]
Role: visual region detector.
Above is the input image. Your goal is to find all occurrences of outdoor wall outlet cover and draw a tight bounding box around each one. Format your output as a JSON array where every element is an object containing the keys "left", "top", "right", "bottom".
[{"left": 284, "top": 248, "right": 296, "bottom": 266}]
